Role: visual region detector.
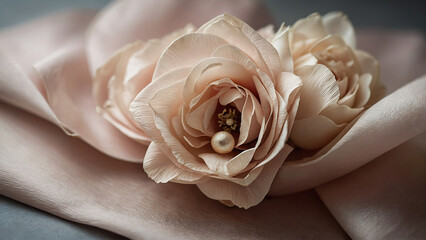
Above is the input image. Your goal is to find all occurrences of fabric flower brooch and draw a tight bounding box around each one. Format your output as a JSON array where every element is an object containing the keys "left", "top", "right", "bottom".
[{"left": 93, "top": 12, "right": 382, "bottom": 208}]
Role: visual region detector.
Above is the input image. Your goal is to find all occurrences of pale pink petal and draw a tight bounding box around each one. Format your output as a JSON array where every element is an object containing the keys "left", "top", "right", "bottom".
[
  {"left": 153, "top": 33, "right": 227, "bottom": 80},
  {"left": 294, "top": 53, "right": 319, "bottom": 69},
  {"left": 199, "top": 148, "right": 256, "bottom": 176},
  {"left": 290, "top": 13, "right": 328, "bottom": 58},
  {"left": 211, "top": 44, "right": 259, "bottom": 76},
  {"left": 256, "top": 24, "right": 275, "bottom": 42},
  {"left": 276, "top": 72, "right": 303, "bottom": 111},
  {"left": 197, "top": 145, "right": 293, "bottom": 209},
  {"left": 188, "top": 78, "right": 241, "bottom": 109},
  {"left": 147, "top": 81, "right": 214, "bottom": 174},
  {"left": 144, "top": 143, "right": 206, "bottom": 184},
  {"left": 100, "top": 109, "right": 149, "bottom": 144},
  {"left": 292, "top": 13, "right": 328, "bottom": 40},
  {"left": 296, "top": 64, "right": 340, "bottom": 119},
  {"left": 149, "top": 81, "right": 185, "bottom": 122},
  {"left": 276, "top": 73, "right": 302, "bottom": 144},
  {"left": 94, "top": 41, "right": 150, "bottom": 143},
  {"left": 354, "top": 73, "right": 373, "bottom": 107},
  {"left": 218, "top": 164, "right": 263, "bottom": 187},
  {"left": 322, "top": 12, "right": 356, "bottom": 48},
  {"left": 124, "top": 24, "right": 195, "bottom": 85},
  {"left": 226, "top": 116, "right": 265, "bottom": 172},
  {"left": 338, "top": 74, "right": 359, "bottom": 107},
  {"left": 237, "top": 91, "right": 262, "bottom": 146},
  {"left": 184, "top": 57, "right": 256, "bottom": 102},
  {"left": 271, "top": 24, "right": 294, "bottom": 72},
  {"left": 291, "top": 115, "right": 346, "bottom": 150},
  {"left": 310, "top": 34, "right": 346, "bottom": 53},
  {"left": 320, "top": 103, "right": 363, "bottom": 125},
  {"left": 93, "top": 42, "right": 142, "bottom": 108},
  {"left": 256, "top": 96, "right": 292, "bottom": 168},
  {"left": 186, "top": 90, "right": 223, "bottom": 135},
  {"left": 198, "top": 14, "right": 281, "bottom": 80},
  {"left": 355, "top": 50, "right": 380, "bottom": 83},
  {"left": 218, "top": 88, "right": 245, "bottom": 106},
  {"left": 182, "top": 134, "right": 210, "bottom": 149},
  {"left": 252, "top": 75, "right": 278, "bottom": 160},
  {"left": 180, "top": 106, "right": 206, "bottom": 138},
  {"left": 337, "top": 76, "right": 349, "bottom": 95},
  {"left": 355, "top": 49, "right": 385, "bottom": 107},
  {"left": 271, "top": 76, "right": 426, "bottom": 195},
  {"left": 130, "top": 68, "right": 191, "bottom": 142}
]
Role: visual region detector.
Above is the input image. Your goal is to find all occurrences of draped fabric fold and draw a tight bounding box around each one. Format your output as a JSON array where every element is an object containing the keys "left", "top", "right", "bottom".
[
  {"left": 317, "top": 133, "right": 426, "bottom": 239},
  {"left": 0, "top": 0, "right": 425, "bottom": 239}
]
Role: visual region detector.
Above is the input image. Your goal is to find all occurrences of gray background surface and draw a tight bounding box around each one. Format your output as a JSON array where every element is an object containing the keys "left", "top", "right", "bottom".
[
  {"left": 0, "top": 0, "right": 425, "bottom": 239},
  {"left": 1, "top": 0, "right": 425, "bottom": 31}
]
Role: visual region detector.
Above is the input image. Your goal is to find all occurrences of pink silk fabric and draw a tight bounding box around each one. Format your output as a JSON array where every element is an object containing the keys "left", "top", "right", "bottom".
[{"left": 0, "top": 0, "right": 425, "bottom": 239}]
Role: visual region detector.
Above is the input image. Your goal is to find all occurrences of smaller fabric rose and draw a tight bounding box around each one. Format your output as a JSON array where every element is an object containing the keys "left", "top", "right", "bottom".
[
  {"left": 287, "top": 12, "right": 385, "bottom": 150},
  {"left": 93, "top": 25, "right": 195, "bottom": 145},
  {"left": 130, "top": 14, "right": 301, "bottom": 208}
]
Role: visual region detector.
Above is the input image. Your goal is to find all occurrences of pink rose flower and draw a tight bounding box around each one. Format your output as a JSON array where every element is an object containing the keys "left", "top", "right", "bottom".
[
  {"left": 287, "top": 12, "right": 385, "bottom": 150},
  {"left": 129, "top": 14, "right": 301, "bottom": 208},
  {"left": 93, "top": 25, "right": 195, "bottom": 144}
]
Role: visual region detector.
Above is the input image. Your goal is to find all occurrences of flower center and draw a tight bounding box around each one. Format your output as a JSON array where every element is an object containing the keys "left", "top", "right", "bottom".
[{"left": 217, "top": 107, "right": 240, "bottom": 132}]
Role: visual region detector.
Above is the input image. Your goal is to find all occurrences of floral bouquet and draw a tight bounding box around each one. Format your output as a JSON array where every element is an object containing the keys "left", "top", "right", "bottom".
[{"left": 0, "top": 0, "right": 425, "bottom": 239}]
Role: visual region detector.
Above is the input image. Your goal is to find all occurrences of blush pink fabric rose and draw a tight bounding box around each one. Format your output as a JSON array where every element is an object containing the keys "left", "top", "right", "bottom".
[
  {"left": 287, "top": 12, "right": 385, "bottom": 150},
  {"left": 129, "top": 14, "right": 301, "bottom": 208},
  {"left": 93, "top": 25, "right": 194, "bottom": 144}
]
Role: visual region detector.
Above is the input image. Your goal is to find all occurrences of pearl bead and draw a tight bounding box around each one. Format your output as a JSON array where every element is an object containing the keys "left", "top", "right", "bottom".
[
  {"left": 211, "top": 131, "right": 235, "bottom": 154},
  {"left": 226, "top": 118, "right": 234, "bottom": 126}
]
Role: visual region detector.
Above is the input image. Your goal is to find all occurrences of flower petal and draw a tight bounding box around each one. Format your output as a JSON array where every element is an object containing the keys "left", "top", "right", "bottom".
[
  {"left": 124, "top": 24, "right": 194, "bottom": 85},
  {"left": 211, "top": 44, "right": 258, "bottom": 76},
  {"left": 94, "top": 41, "right": 150, "bottom": 143},
  {"left": 322, "top": 11, "right": 356, "bottom": 48},
  {"left": 296, "top": 64, "right": 340, "bottom": 119},
  {"left": 320, "top": 103, "right": 363, "bottom": 125},
  {"left": 130, "top": 67, "right": 191, "bottom": 142},
  {"left": 290, "top": 115, "right": 346, "bottom": 150},
  {"left": 237, "top": 92, "right": 262, "bottom": 146},
  {"left": 197, "top": 145, "right": 293, "bottom": 209},
  {"left": 199, "top": 14, "right": 281, "bottom": 80},
  {"left": 183, "top": 57, "right": 256, "bottom": 102},
  {"left": 153, "top": 33, "right": 227, "bottom": 80},
  {"left": 290, "top": 13, "right": 328, "bottom": 58},
  {"left": 257, "top": 24, "right": 275, "bottom": 42},
  {"left": 355, "top": 50, "right": 385, "bottom": 107},
  {"left": 144, "top": 143, "right": 206, "bottom": 184},
  {"left": 271, "top": 24, "right": 293, "bottom": 72},
  {"left": 354, "top": 73, "right": 373, "bottom": 107},
  {"left": 276, "top": 72, "right": 302, "bottom": 111},
  {"left": 199, "top": 148, "right": 256, "bottom": 176}
]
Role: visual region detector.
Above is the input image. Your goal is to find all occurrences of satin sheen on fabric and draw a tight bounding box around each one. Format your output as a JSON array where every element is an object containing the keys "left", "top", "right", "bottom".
[{"left": 0, "top": 0, "right": 425, "bottom": 239}]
